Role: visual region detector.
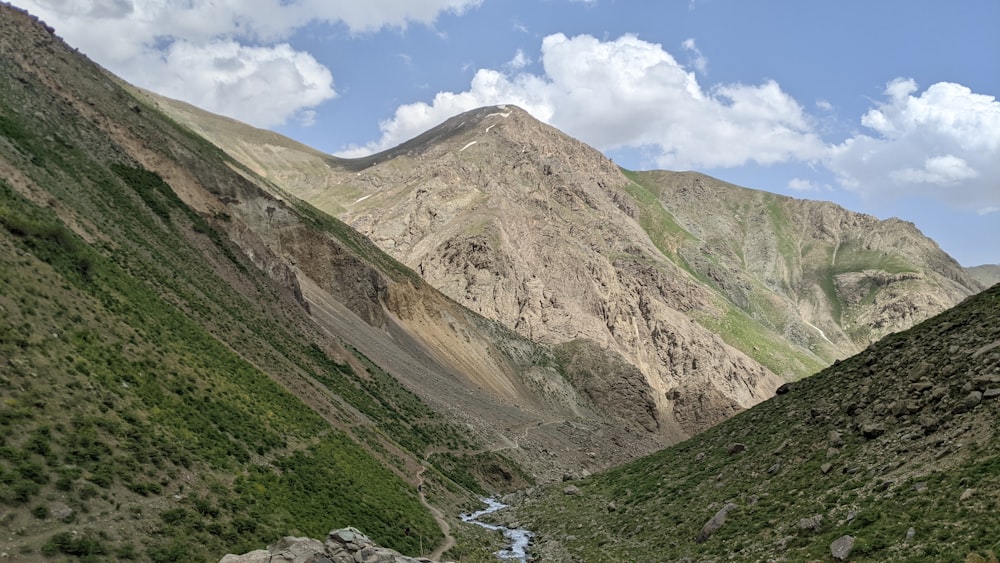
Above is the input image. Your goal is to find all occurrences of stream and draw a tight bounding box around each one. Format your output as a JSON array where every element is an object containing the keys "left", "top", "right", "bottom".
[{"left": 460, "top": 497, "right": 534, "bottom": 561}]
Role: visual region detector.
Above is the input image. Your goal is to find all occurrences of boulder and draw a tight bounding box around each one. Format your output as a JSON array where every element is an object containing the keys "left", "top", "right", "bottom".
[
  {"left": 563, "top": 485, "right": 581, "bottom": 496},
  {"left": 954, "top": 390, "right": 983, "bottom": 413},
  {"left": 796, "top": 514, "right": 823, "bottom": 532},
  {"left": 828, "top": 430, "right": 844, "bottom": 447},
  {"left": 830, "top": 535, "right": 855, "bottom": 561},
  {"left": 696, "top": 502, "right": 736, "bottom": 543},
  {"left": 220, "top": 550, "right": 271, "bottom": 563},
  {"left": 220, "top": 528, "right": 433, "bottom": 563},
  {"left": 861, "top": 422, "right": 885, "bottom": 439}
]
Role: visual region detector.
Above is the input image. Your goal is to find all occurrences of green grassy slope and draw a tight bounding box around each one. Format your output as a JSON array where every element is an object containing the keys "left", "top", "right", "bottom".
[
  {"left": 620, "top": 170, "right": 828, "bottom": 379},
  {"left": 518, "top": 283, "right": 1000, "bottom": 561},
  {"left": 0, "top": 7, "right": 495, "bottom": 560}
]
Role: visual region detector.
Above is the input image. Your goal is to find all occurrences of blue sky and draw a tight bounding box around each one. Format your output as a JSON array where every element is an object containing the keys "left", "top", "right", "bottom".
[{"left": 14, "top": 0, "right": 999, "bottom": 266}]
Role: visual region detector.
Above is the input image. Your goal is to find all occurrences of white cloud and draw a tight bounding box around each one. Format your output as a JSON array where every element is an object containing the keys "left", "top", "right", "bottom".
[
  {"left": 136, "top": 40, "right": 335, "bottom": 128},
  {"left": 681, "top": 38, "right": 707, "bottom": 75},
  {"left": 816, "top": 99, "right": 833, "bottom": 111},
  {"left": 12, "top": 0, "right": 481, "bottom": 127},
  {"left": 339, "top": 33, "right": 826, "bottom": 169},
  {"left": 504, "top": 49, "right": 531, "bottom": 71},
  {"left": 828, "top": 79, "right": 1000, "bottom": 213},
  {"left": 788, "top": 178, "right": 820, "bottom": 192}
]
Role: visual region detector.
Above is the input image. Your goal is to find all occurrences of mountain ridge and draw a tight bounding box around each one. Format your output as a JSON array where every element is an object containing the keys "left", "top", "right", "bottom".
[{"left": 150, "top": 96, "right": 983, "bottom": 437}]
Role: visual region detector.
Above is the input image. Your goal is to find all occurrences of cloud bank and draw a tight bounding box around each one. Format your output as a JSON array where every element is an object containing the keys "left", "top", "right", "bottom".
[
  {"left": 344, "top": 36, "right": 999, "bottom": 215},
  {"left": 15, "top": 0, "right": 481, "bottom": 127},
  {"left": 340, "top": 33, "right": 827, "bottom": 170},
  {"left": 829, "top": 79, "right": 1000, "bottom": 214}
]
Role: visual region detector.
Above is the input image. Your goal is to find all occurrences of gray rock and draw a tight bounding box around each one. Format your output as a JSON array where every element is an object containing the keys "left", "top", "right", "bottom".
[
  {"left": 955, "top": 390, "right": 982, "bottom": 413},
  {"left": 266, "top": 536, "right": 327, "bottom": 562},
  {"left": 767, "top": 462, "right": 781, "bottom": 475},
  {"left": 221, "top": 550, "right": 271, "bottom": 563},
  {"left": 820, "top": 463, "right": 833, "bottom": 474},
  {"left": 961, "top": 488, "right": 975, "bottom": 501},
  {"left": 972, "top": 374, "right": 1000, "bottom": 390},
  {"left": 983, "top": 388, "right": 1000, "bottom": 400},
  {"left": 917, "top": 414, "right": 940, "bottom": 434},
  {"left": 696, "top": 502, "right": 736, "bottom": 543},
  {"left": 861, "top": 422, "right": 885, "bottom": 439},
  {"left": 727, "top": 443, "right": 746, "bottom": 455},
  {"left": 913, "top": 481, "right": 927, "bottom": 492},
  {"left": 50, "top": 502, "right": 74, "bottom": 522},
  {"left": 563, "top": 485, "right": 581, "bottom": 496},
  {"left": 828, "top": 430, "right": 844, "bottom": 447},
  {"left": 904, "top": 527, "right": 915, "bottom": 543},
  {"left": 218, "top": 528, "right": 428, "bottom": 563},
  {"left": 830, "top": 535, "right": 855, "bottom": 561},
  {"left": 796, "top": 514, "right": 823, "bottom": 532}
]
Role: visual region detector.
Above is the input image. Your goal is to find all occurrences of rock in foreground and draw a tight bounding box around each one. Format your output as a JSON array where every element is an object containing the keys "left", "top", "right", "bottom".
[{"left": 220, "top": 527, "right": 437, "bottom": 563}]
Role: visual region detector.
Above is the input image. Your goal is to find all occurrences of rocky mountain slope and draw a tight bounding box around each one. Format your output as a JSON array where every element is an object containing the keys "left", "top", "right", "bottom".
[
  {"left": 513, "top": 282, "right": 1000, "bottom": 561},
  {"left": 630, "top": 170, "right": 981, "bottom": 353},
  {"left": 156, "top": 100, "right": 785, "bottom": 439},
  {"left": 153, "top": 97, "right": 982, "bottom": 440},
  {"left": 0, "top": 5, "right": 669, "bottom": 560},
  {"left": 967, "top": 264, "right": 1000, "bottom": 288}
]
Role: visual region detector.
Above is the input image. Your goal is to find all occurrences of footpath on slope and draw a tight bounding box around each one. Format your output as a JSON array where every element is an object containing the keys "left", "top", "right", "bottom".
[{"left": 415, "top": 463, "right": 456, "bottom": 560}]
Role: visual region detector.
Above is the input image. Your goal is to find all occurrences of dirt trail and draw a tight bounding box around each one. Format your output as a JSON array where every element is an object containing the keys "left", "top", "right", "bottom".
[
  {"left": 416, "top": 464, "right": 456, "bottom": 560},
  {"left": 491, "top": 418, "right": 566, "bottom": 453}
]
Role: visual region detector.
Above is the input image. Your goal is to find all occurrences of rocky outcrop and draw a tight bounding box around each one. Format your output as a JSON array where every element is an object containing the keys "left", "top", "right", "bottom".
[{"left": 220, "top": 528, "right": 436, "bottom": 563}]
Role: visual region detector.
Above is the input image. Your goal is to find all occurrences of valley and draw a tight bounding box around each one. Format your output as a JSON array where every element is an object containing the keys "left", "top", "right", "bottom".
[{"left": 0, "top": 4, "right": 996, "bottom": 561}]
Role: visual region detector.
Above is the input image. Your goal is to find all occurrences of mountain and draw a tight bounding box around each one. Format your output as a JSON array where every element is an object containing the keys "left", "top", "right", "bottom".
[
  {"left": 0, "top": 6, "right": 667, "bottom": 560},
  {"left": 151, "top": 96, "right": 982, "bottom": 439},
  {"left": 2, "top": 4, "right": 988, "bottom": 560},
  {"left": 967, "top": 264, "right": 1000, "bottom": 289},
  {"left": 513, "top": 282, "right": 1000, "bottom": 561}
]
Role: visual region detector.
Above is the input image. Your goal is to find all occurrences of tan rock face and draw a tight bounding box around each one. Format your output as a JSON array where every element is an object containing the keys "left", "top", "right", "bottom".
[{"left": 304, "top": 107, "right": 783, "bottom": 438}]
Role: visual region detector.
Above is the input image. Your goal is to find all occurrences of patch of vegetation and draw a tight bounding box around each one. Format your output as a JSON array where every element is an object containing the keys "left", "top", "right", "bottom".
[
  {"left": 618, "top": 169, "right": 696, "bottom": 263},
  {"left": 428, "top": 451, "right": 535, "bottom": 496},
  {"left": 517, "top": 284, "right": 1000, "bottom": 561},
  {"left": 0, "top": 44, "right": 463, "bottom": 559}
]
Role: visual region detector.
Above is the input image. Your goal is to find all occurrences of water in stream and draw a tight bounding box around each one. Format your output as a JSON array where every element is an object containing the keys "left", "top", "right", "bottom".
[{"left": 460, "top": 497, "right": 533, "bottom": 561}]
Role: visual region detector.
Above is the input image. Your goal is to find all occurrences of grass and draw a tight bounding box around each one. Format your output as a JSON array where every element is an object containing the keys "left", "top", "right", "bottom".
[
  {"left": 516, "top": 283, "right": 1000, "bottom": 561},
  {"left": 0, "top": 43, "right": 497, "bottom": 559}
]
